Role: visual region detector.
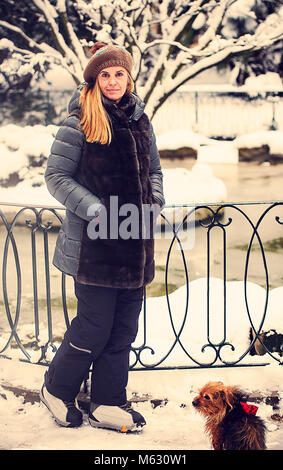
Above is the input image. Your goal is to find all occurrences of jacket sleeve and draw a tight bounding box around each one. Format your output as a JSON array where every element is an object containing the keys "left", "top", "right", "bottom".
[
  {"left": 44, "top": 115, "right": 102, "bottom": 221},
  {"left": 149, "top": 123, "right": 166, "bottom": 209}
]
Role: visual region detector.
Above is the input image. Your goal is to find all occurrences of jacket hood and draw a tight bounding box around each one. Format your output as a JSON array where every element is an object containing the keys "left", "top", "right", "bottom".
[
  {"left": 68, "top": 88, "right": 81, "bottom": 114},
  {"left": 68, "top": 86, "right": 145, "bottom": 121}
]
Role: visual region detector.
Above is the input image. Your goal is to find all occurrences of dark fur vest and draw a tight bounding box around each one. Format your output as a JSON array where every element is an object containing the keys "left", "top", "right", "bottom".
[{"left": 76, "top": 93, "right": 155, "bottom": 288}]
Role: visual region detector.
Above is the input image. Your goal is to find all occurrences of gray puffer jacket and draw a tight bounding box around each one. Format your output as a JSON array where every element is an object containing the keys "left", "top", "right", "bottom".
[{"left": 45, "top": 88, "right": 165, "bottom": 278}]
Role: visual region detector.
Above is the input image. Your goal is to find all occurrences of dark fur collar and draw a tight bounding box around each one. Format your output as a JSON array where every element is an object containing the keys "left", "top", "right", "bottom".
[{"left": 76, "top": 95, "right": 155, "bottom": 288}]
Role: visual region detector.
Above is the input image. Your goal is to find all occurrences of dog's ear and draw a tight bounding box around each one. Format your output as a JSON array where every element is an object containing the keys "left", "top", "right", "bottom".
[
  {"left": 212, "top": 381, "right": 224, "bottom": 387},
  {"left": 207, "top": 381, "right": 223, "bottom": 392},
  {"left": 220, "top": 386, "right": 237, "bottom": 410},
  {"left": 206, "top": 382, "right": 225, "bottom": 400}
]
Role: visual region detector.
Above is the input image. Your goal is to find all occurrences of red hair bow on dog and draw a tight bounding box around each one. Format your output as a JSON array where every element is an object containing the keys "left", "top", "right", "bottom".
[{"left": 240, "top": 402, "right": 258, "bottom": 415}]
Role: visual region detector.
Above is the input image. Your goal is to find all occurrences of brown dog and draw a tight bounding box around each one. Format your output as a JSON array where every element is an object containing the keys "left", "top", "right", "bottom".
[{"left": 192, "top": 381, "right": 266, "bottom": 450}]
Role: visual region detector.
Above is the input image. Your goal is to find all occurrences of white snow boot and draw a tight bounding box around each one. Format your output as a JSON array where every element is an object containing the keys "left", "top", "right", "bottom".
[
  {"left": 88, "top": 402, "right": 146, "bottom": 432},
  {"left": 40, "top": 385, "right": 83, "bottom": 428}
]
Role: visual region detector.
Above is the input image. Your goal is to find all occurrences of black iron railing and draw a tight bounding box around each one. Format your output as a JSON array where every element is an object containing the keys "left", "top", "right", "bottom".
[{"left": 0, "top": 201, "right": 282, "bottom": 369}]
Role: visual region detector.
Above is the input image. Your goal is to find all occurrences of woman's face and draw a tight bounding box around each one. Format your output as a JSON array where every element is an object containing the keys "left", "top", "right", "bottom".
[{"left": 98, "top": 66, "right": 129, "bottom": 103}]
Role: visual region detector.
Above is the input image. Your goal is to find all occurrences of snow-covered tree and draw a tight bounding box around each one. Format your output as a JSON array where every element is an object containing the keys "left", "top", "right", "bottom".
[
  {"left": 1, "top": 0, "right": 283, "bottom": 119},
  {"left": 224, "top": 0, "right": 283, "bottom": 84}
]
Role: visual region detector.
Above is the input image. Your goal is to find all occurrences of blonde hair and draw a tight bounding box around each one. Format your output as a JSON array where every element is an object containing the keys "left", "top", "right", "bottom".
[{"left": 79, "top": 74, "right": 134, "bottom": 145}]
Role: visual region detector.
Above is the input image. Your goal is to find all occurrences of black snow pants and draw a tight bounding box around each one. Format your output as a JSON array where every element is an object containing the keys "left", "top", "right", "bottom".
[{"left": 44, "top": 280, "right": 144, "bottom": 406}]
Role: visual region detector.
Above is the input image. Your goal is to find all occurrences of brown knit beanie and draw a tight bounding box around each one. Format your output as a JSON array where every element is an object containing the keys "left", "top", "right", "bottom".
[{"left": 83, "top": 42, "right": 133, "bottom": 84}]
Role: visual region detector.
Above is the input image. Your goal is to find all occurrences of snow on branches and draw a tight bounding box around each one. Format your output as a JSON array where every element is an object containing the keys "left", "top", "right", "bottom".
[{"left": 0, "top": 0, "right": 283, "bottom": 118}]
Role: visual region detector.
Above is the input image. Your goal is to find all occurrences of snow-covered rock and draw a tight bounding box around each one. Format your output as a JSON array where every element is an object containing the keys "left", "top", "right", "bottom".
[
  {"left": 0, "top": 124, "right": 57, "bottom": 189},
  {"left": 198, "top": 141, "right": 238, "bottom": 164},
  {"left": 233, "top": 131, "right": 283, "bottom": 163},
  {"left": 234, "top": 130, "right": 283, "bottom": 154},
  {"left": 0, "top": 144, "right": 28, "bottom": 181},
  {"left": 156, "top": 129, "right": 212, "bottom": 158},
  {"left": 244, "top": 73, "right": 283, "bottom": 97},
  {"left": 161, "top": 163, "right": 227, "bottom": 225},
  {"left": 0, "top": 124, "right": 57, "bottom": 157}
]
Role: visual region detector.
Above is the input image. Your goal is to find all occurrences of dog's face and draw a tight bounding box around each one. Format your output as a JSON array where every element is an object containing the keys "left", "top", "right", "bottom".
[
  {"left": 192, "top": 381, "right": 237, "bottom": 418},
  {"left": 192, "top": 382, "right": 266, "bottom": 450}
]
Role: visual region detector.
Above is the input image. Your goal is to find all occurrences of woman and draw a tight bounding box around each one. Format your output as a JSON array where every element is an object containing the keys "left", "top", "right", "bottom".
[{"left": 40, "top": 42, "right": 165, "bottom": 432}]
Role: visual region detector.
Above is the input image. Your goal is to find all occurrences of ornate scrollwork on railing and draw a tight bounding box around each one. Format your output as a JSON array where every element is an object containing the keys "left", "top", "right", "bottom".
[
  {"left": 0, "top": 201, "right": 282, "bottom": 369},
  {"left": 130, "top": 202, "right": 283, "bottom": 369},
  {"left": 0, "top": 204, "right": 67, "bottom": 363}
]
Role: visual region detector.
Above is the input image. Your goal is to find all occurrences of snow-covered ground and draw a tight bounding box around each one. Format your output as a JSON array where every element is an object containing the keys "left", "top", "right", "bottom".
[
  {"left": 1, "top": 123, "right": 283, "bottom": 209},
  {"left": 0, "top": 358, "right": 282, "bottom": 451},
  {"left": 0, "top": 278, "right": 282, "bottom": 451}
]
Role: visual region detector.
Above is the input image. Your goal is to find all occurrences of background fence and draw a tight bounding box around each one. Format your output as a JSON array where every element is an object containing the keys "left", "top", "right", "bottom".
[
  {"left": 152, "top": 85, "right": 283, "bottom": 138},
  {"left": 0, "top": 201, "right": 282, "bottom": 370},
  {"left": 1, "top": 85, "right": 283, "bottom": 139}
]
